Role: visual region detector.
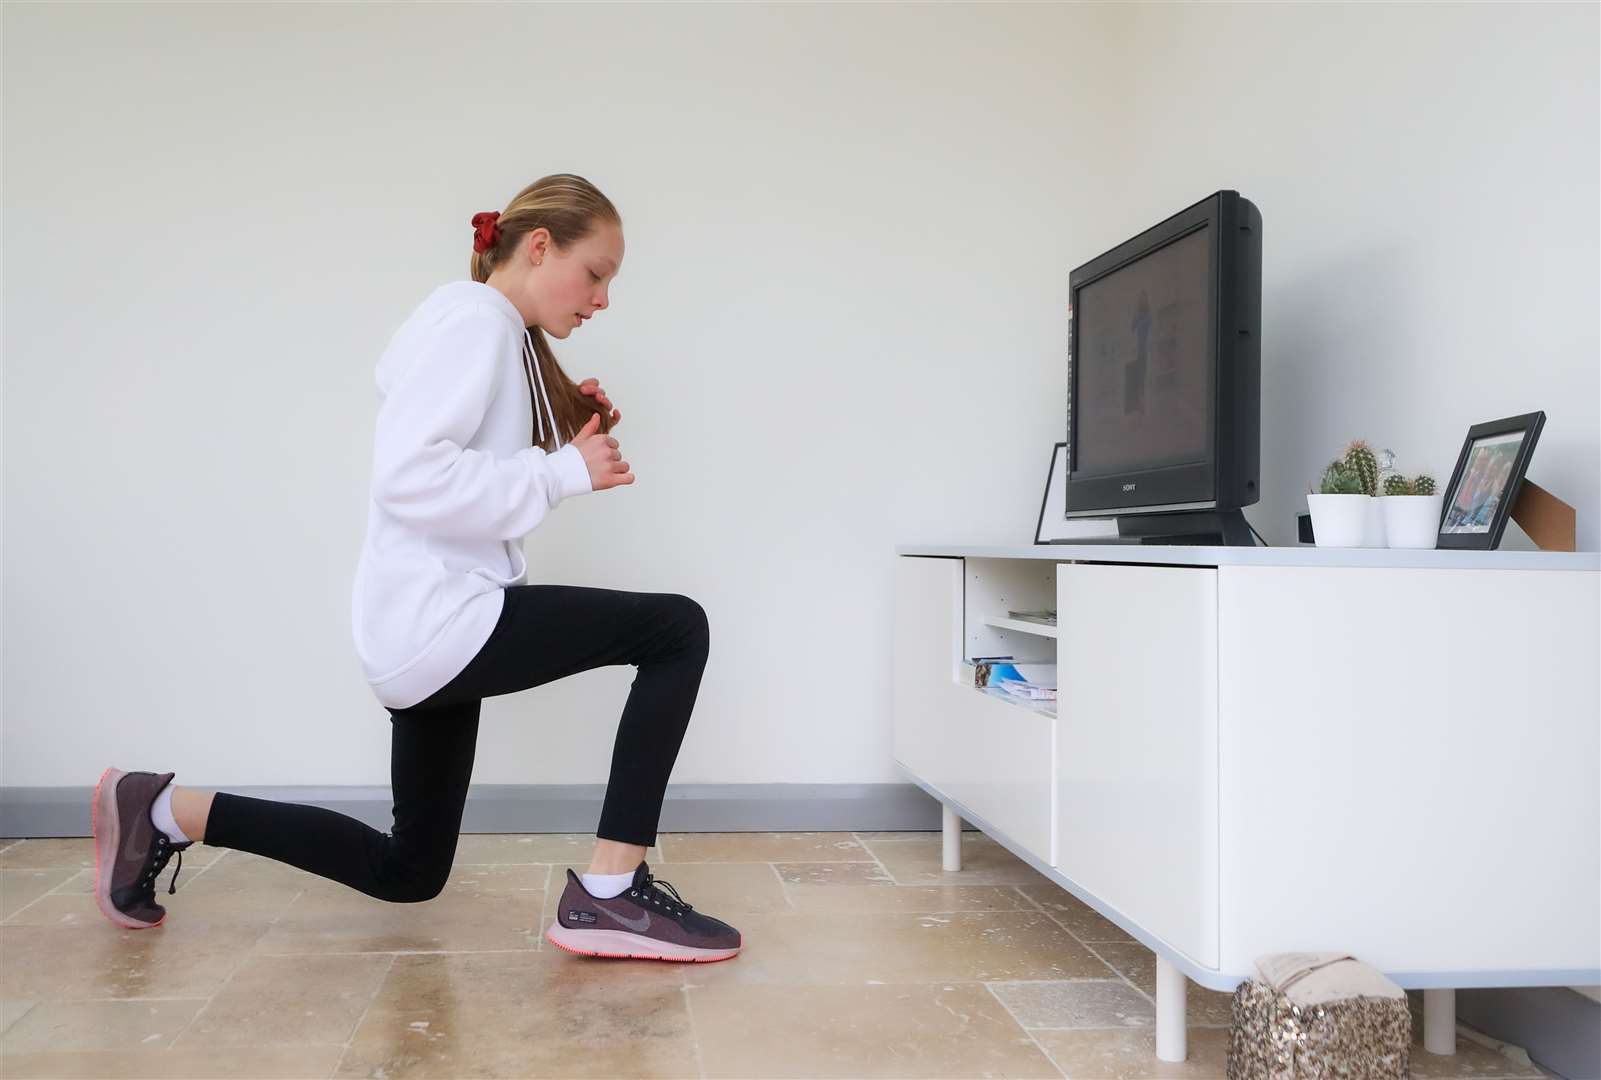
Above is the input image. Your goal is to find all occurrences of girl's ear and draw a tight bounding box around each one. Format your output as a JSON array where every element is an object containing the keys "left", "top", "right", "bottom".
[{"left": 525, "top": 228, "right": 552, "bottom": 264}]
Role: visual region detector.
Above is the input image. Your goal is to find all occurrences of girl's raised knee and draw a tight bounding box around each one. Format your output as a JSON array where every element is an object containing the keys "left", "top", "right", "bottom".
[{"left": 672, "top": 594, "right": 710, "bottom": 651}]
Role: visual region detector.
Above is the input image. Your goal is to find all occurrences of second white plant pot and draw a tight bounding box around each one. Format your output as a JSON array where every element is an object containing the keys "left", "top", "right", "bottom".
[{"left": 1381, "top": 494, "right": 1445, "bottom": 549}]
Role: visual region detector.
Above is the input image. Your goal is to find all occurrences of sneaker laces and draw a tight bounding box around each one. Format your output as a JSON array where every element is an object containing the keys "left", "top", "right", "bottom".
[
  {"left": 139, "top": 834, "right": 189, "bottom": 899},
  {"left": 640, "top": 871, "right": 692, "bottom": 915}
]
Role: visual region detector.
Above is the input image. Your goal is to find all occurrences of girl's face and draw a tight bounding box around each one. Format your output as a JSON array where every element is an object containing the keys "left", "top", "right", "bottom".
[{"left": 518, "top": 222, "right": 625, "bottom": 340}]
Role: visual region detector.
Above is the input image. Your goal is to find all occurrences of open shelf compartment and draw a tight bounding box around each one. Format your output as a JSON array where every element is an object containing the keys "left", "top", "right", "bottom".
[{"left": 962, "top": 557, "right": 1059, "bottom": 716}]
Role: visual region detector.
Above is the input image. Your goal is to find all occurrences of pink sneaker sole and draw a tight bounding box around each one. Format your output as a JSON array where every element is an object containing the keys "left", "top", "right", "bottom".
[
  {"left": 545, "top": 922, "right": 740, "bottom": 962},
  {"left": 91, "top": 767, "right": 163, "bottom": 930}
]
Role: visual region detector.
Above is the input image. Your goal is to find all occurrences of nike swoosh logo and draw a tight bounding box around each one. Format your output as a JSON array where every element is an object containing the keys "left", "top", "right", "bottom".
[
  {"left": 600, "top": 906, "right": 651, "bottom": 933},
  {"left": 120, "top": 798, "right": 150, "bottom": 862},
  {"left": 123, "top": 826, "right": 147, "bottom": 862}
]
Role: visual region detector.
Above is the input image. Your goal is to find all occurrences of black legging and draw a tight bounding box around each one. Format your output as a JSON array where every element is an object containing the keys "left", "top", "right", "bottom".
[{"left": 203, "top": 585, "right": 709, "bottom": 903}]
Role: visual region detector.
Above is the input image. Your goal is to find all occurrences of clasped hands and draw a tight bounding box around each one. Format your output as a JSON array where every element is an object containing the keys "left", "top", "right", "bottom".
[{"left": 575, "top": 378, "right": 632, "bottom": 491}]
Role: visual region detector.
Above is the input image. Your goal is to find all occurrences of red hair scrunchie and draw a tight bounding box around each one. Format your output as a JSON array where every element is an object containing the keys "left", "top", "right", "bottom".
[{"left": 471, "top": 211, "right": 501, "bottom": 254}]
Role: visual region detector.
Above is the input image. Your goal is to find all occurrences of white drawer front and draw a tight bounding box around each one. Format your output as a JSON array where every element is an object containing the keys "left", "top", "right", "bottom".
[
  {"left": 1056, "top": 563, "right": 1219, "bottom": 968},
  {"left": 925, "top": 679, "right": 1054, "bottom": 863}
]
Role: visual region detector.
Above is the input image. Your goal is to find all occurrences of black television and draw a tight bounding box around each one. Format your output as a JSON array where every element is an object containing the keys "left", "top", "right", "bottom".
[{"left": 1062, "top": 190, "right": 1262, "bottom": 545}]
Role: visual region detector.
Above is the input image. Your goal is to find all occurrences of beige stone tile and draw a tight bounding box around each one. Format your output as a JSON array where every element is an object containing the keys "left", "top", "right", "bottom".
[
  {"left": 785, "top": 882, "right": 1034, "bottom": 915},
  {"left": 176, "top": 953, "right": 392, "bottom": 1048},
  {"left": 166, "top": 849, "right": 333, "bottom": 895},
  {"left": 1088, "top": 943, "right": 1157, "bottom": 989},
  {"left": 858, "top": 832, "right": 954, "bottom": 851},
  {"left": 1017, "top": 882, "right": 1136, "bottom": 943},
  {"left": 869, "top": 833, "right": 1055, "bottom": 887},
  {"left": 1088, "top": 944, "right": 1235, "bottom": 1028},
  {"left": 36, "top": 851, "right": 310, "bottom": 928},
  {"left": 691, "top": 981, "right": 1063, "bottom": 1078},
  {"left": 0, "top": 919, "right": 267, "bottom": 1000},
  {"left": 55, "top": 855, "right": 224, "bottom": 897},
  {"left": 0, "top": 1044, "right": 344, "bottom": 1078},
  {"left": 657, "top": 831, "right": 874, "bottom": 863},
  {"left": 0, "top": 869, "right": 77, "bottom": 920},
  {"left": 148, "top": 868, "right": 310, "bottom": 926},
  {"left": 990, "top": 979, "right": 1156, "bottom": 1030},
  {"left": 1407, "top": 1034, "right": 1543, "bottom": 1078},
  {"left": 172, "top": 843, "right": 227, "bottom": 867},
  {"left": 0, "top": 998, "right": 206, "bottom": 1053},
  {"left": 45, "top": 870, "right": 94, "bottom": 894},
  {"left": 1033, "top": 1026, "right": 1230, "bottom": 1078},
  {"left": 543, "top": 861, "right": 792, "bottom": 927},
  {"left": 255, "top": 865, "right": 546, "bottom": 955},
  {"left": 0, "top": 839, "right": 96, "bottom": 871},
  {"left": 1, "top": 999, "right": 38, "bottom": 1036},
  {"left": 1186, "top": 986, "right": 1241, "bottom": 1031},
  {"left": 335, "top": 951, "right": 696, "bottom": 1078},
  {"left": 0, "top": 838, "right": 223, "bottom": 871},
  {"left": 451, "top": 833, "right": 662, "bottom": 865},
  {"left": 682, "top": 910, "right": 1113, "bottom": 987},
  {"left": 0, "top": 887, "right": 264, "bottom": 933},
  {"left": 774, "top": 861, "right": 895, "bottom": 886}
]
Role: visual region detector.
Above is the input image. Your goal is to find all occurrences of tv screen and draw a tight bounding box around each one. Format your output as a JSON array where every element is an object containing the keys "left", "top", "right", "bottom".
[
  {"left": 1064, "top": 190, "right": 1260, "bottom": 522},
  {"left": 1073, "top": 225, "right": 1211, "bottom": 479}
]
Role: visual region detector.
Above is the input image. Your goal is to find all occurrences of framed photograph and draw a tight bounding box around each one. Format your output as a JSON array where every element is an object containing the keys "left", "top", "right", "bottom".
[{"left": 1438, "top": 411, "right": 1545, "bottom": 550}]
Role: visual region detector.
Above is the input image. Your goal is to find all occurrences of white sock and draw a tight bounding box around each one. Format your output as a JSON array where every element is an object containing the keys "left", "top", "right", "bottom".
[
  {"left": 149, "top": 782, "right": 190, "bottom": 844},
  {"left": 580, "top": 869, "right": 635, "bottom": 899}
]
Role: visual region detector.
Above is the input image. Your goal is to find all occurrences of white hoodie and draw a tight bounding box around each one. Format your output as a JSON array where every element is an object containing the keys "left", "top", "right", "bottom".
[{"left": 351, "top": 280, "right": 593, "bottom": 709}]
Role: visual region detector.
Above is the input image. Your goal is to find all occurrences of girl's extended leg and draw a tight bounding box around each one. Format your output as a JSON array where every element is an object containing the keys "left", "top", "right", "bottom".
[{"left": 198, "top": 698, "right": 481, "bottom": 903}]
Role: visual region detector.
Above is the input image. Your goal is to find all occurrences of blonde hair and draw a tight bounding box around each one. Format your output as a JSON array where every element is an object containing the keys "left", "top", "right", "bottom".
[{"left": 470, "top": 174, "right": 620, "bottom": 450}]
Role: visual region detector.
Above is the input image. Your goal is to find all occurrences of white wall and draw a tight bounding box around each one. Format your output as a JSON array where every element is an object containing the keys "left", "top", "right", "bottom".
[
  {"left": 4, "top": 3, "right": 1595, "bottom": 792},
  {"left": 1091, "top": 2, "right": 1599, "bottom": 551},
  {"left": 2, "top": 2, "right": 1121, "bottom": 788}
]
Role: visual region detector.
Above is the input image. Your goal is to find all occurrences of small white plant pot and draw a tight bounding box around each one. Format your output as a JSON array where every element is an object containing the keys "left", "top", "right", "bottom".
[
  {"left": 1381, "top": 493, "right": 1444, "bottom": 549},
  {"left": 1308, "top": 494, "right": 1372, "bottom": 548}
]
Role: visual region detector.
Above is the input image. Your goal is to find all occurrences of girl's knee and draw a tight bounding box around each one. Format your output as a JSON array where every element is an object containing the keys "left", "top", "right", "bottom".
[
  {"left": 377, "top": 837, "right": 457, "bottom": 903},
  {"left": 670, "top": 594, "right": 709, "bottom": 651},
  {"left": 385, "top": 863, "right": 452, "bottom": 903}
]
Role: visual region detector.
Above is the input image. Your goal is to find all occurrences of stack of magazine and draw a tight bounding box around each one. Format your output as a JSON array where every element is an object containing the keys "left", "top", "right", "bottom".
[{"left": 962, "top": 657, "right": 1057, "bottom": 701}]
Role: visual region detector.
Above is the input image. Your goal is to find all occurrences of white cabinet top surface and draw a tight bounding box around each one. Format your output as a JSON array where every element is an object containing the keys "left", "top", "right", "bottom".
[{"left": 895, "top": 543, "right": 1598, "bottom": 572}]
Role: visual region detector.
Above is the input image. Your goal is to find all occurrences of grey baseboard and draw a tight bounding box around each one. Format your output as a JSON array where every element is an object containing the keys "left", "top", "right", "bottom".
[
  {"left": 1457, "top": 987, "right": 1601, "bottom": 1080},
  {"left": 1, "top": 782, "right": 975, "bottom": 839}
]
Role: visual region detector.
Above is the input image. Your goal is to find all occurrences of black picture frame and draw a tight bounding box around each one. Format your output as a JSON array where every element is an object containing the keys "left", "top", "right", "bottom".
[{"left": 1438, "top": 411, "right": 1545, "bottom": 550}]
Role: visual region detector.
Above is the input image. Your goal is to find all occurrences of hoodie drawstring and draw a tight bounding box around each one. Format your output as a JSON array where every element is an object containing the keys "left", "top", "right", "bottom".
[{"left": 522, "top": 327, "right": 562, "bottom": 450}]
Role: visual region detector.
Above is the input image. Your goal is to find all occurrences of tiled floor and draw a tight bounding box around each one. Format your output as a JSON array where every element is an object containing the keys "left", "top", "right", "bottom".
[{"left": 0, "top": 831, "right": 1544, "bottom": 1079}]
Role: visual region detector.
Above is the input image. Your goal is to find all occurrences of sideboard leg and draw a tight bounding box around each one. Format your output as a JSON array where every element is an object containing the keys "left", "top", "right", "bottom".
[
  {"left": 941, "top": 804, "right": 962, "bottom": 871},
  {"left": 1423, "top": 988, "right": 1457, "bottom": 1055},
  {"left": 1155, "top": 955, "right": 1188, "bottom": 1062}
]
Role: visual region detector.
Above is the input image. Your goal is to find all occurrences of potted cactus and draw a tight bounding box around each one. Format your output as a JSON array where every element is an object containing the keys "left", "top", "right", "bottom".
[
  {"left": 1307, "top": 459, "right": 1368, "bottom": 547},
  {"left": 1345, "top": 439, "right": 1389, "bottom": 546},
  {"left": 1379, "top": 469, "right": 1443, "bottom": 549},
  {"left": 1307, "top": 440, "right": 1386, "bottom": 547}
]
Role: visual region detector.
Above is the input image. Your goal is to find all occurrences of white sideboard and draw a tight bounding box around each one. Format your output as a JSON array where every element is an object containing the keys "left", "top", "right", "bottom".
[{"left": 892, "top": 544, "right": 1600, "bottom": 1064}]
